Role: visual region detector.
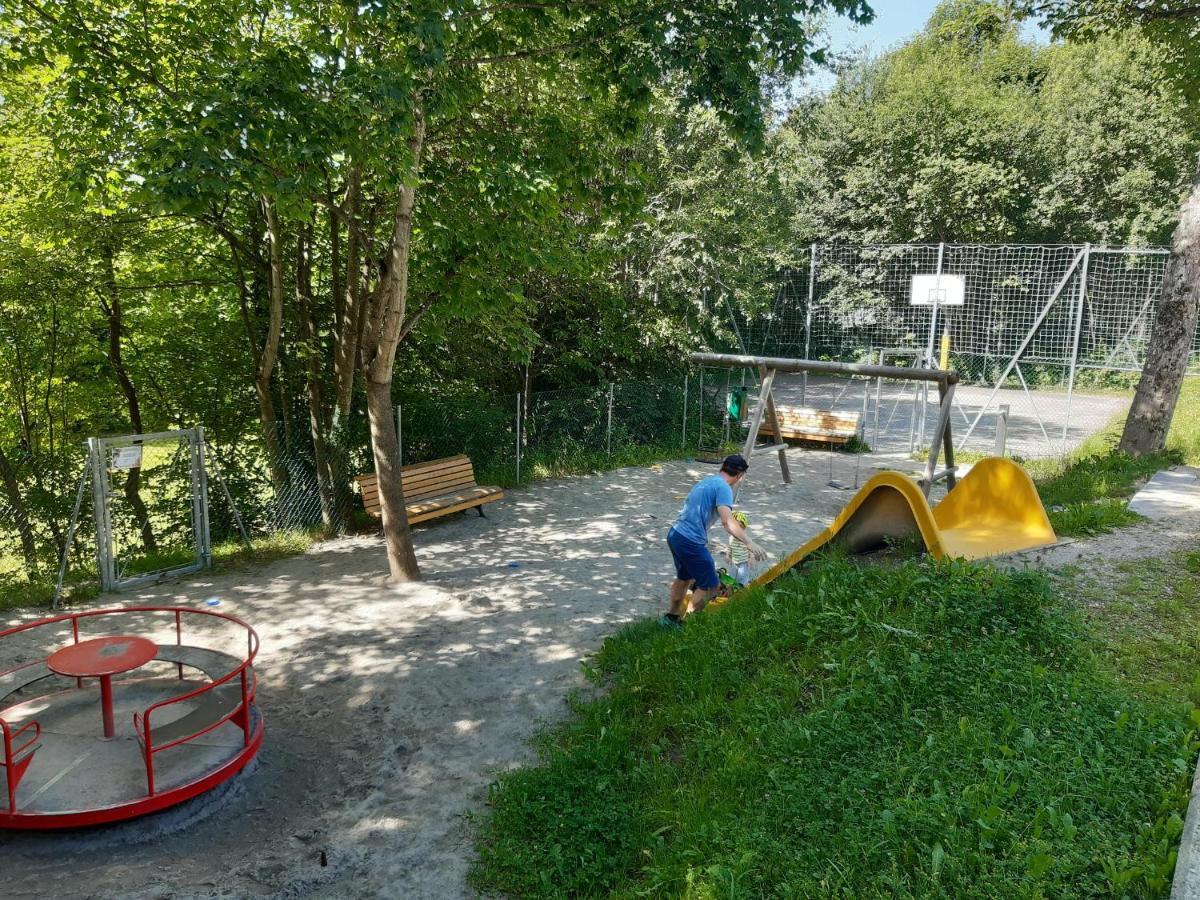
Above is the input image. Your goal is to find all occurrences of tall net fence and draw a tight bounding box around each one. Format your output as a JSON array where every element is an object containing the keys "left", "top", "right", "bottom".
[{"left": 737, "top": 243, "right": 1183, "bottom": 459}]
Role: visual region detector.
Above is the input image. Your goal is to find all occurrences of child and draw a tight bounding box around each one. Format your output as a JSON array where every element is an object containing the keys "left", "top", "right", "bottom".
[{"left": 725, "top": 510, "right": 753, "bottom": 586}]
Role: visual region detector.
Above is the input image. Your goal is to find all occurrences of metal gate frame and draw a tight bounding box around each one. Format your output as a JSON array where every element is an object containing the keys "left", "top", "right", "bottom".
[{"left": 89, "top": 427, "right": 212, "bottom": 592}]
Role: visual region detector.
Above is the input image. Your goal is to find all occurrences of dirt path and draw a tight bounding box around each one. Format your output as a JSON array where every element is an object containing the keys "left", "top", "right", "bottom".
[{"left": 2, "top": 450, "right": 876, "bottom": 899}]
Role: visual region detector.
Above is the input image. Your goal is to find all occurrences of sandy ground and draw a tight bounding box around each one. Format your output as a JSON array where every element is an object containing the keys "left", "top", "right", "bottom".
[
  {"left": 2, "top": 448, "right": 909, "bottom": 899},
  {"left": 1002, "top": 510, "right": 1200, "bottom": 572},
  {"left": 10, "top": 445, "right": 1185, "bottom": 899}
]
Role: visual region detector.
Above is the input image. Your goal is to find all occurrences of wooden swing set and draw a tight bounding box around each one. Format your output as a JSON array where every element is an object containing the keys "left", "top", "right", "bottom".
[{"left": 690, "top": 352, "right": 960, "bottom": 497}]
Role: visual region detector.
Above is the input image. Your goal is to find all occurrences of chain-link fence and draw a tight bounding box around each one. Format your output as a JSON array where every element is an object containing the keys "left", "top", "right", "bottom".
[
  {"left": 0, "top": 442, "right": 94, "bottom": 607},
  {"left": 0, "top": 420, "right": 370, "bottom": 608},
  {"left": 397, "top": 378, "right": 696, "bottom": 484},
  {"left": 0, "top": 376, "right": 708, "bottom": 606},
  {"left": 734, "top": 243, "right": 1181, "bottom": 459}
]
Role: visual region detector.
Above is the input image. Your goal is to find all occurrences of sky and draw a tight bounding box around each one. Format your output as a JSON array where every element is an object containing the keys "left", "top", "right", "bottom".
[{"left": 805, "top": 0, "right": 1051, "bottom": 91}]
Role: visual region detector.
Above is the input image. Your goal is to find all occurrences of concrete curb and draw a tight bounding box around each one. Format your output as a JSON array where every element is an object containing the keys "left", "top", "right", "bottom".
[{"left": 1172, "top": 753, "right": 1200, "bottom": 898}]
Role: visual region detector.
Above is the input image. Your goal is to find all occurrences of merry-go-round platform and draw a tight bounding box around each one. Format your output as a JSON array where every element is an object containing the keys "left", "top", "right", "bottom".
[{"left": 0, "top": 606, "right": 262, "bottom": 829}]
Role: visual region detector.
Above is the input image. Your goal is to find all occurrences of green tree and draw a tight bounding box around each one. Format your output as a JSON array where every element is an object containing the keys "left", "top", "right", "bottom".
[
  {"left": 1028, "top": 1, "right": 1200, "bottom": 454},
  {"left": 4, "top": 0, "right": 873, "bottom": 582}
]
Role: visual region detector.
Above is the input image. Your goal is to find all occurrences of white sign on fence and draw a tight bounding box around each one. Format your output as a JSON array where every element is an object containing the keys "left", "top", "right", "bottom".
[
  {"left": 111, "top": 446, "right": 143, "bottom": 470},
  {"left": 910, "top": 273, "right": 965, "bottom": 306}
]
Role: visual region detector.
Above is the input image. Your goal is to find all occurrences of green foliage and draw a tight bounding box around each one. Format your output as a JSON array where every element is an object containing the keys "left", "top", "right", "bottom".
[
  {"left": 1048, "top": 499, "right": 1143, "bottom": 538},
  {"left": 472, "top": 556, "right": 1198, "bottom": 897},
  {"left": 803, "top": 2, "right": 1198, "bottom": 244},
  {"left": 1027, "top": 1, "right": 1200, "bottom": 107}
]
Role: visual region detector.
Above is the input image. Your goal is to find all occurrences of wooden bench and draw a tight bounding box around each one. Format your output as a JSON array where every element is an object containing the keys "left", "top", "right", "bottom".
[
  {"left": 355, "top": 455, "right": 504, "bottom": 524},
  {"left": 758, "top": 405, "right": 862, "bottom": 445}
]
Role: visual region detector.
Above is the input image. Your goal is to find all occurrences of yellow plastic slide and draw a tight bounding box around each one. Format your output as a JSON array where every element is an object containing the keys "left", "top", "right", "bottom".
[{"left": 747, "top": 457, "right": 1057, "bottom": 590}]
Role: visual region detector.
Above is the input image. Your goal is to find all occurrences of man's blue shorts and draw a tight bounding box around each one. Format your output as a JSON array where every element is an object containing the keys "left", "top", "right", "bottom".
[{"left": 667, "top": 527, "right": 719, "bottom": 590}]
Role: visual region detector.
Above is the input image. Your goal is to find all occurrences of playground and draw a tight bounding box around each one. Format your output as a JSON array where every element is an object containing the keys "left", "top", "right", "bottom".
[
  {"left": 1, "top": 1, "right": 1199, "bottom": 890},
  {"left": 2, "top": 419, "right": 1198, "bottom": 896},
  {"left": 0, "top": 340, "right": 1186, "bottom": 897},
  {"left": 1, "top": 446, "right": 904, "bottom": 898}
]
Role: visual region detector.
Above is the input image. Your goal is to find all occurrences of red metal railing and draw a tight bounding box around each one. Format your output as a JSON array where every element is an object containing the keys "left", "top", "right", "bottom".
[
  {"left": 1, "top": 718, "right": 41, "bottom": 814},
  {"left": 0, "top": 606, "right": 260, "bottom": 802}
]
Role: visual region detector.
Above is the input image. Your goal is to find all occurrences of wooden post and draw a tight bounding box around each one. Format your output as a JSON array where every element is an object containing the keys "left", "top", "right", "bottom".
[
  {"left": 940, "top": 381, "right": 957, "bottom": 491},
  {"left": 740, "top": 368, "right": 790, "bottom": 485},
  {"left": 741, "top": 368, "right": 774, "bottom": 459},
  {"left": 758, "top": 365, "right": 791, "bottom": 484}
]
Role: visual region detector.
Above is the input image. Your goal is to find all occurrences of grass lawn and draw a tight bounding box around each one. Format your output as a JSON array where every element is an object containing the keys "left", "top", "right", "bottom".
[
  {"left": 0, "top": 530, "right": 321, "bottom": 613},
  {"left": 472, "top": 380, "right": 1200, "bottom": 897},
  {"left": 472, "top": 557, "right": 1198, "bottom": 897},
  {"left": 1029, "top": 378, "right": 1200, "bottom": 537}
]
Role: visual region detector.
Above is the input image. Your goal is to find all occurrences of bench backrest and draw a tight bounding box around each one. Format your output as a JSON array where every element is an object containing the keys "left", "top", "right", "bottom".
[
  {"left": 765, "top": 405, "right": 861, "bottom": 437},
  {"left": 400, "top": 454, "right": 479, "bottom": 500},
  {"left": 355, "top": 454, "right": 480, "bottom": 513}
]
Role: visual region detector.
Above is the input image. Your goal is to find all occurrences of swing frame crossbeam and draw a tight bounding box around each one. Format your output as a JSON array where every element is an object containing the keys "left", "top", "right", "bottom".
[{"left": 690, "top": 352, "right": 959, "bottom": 497}]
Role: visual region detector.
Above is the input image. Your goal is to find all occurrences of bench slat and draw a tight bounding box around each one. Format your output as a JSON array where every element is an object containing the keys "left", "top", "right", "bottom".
[
  {"left": 146, "top": 681, "right": 245, "bottom": 747},
  {"left": 403, "top": 471, "right": 476, "bottom": 494},
  {"left": 403, "top": 467, "right": 477, "bottom": 489},
  {"left": 0, "top": 662, "right": 54, "bottom": 710},
  {"left": 397, "top": 453, "right": 470, "bottom": 473},
  {"left": 409, "top": 488, "right": 504, "bottom": 524}
]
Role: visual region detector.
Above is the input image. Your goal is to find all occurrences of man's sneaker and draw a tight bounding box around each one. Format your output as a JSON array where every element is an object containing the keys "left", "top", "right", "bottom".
[{"left": 659, "top": 613, "right": 683, "bottom": 631}]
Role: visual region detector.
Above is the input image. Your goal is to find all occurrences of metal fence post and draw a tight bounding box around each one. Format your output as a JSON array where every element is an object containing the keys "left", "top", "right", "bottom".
[
  {"left": 605, "top": 383, "right": 614, "bottom": 459},
  {"left": 52, "top": 454, "right": 91, "bottom": 609},
  {"left": 681, "top": 374, "right": 689, "bottom": 449},
  {"left": 802, "top": 242, "right": 817, "bottom": 403},
  {"left": 995, "top": 404, "right": 1010, "bottom": 457},
  {"left": 919, "top": 242, "right": 946, "bottom": 447},
  {"left": 1062, "top": 243, "right": 1090, "bottom": 447},
  {"left": 194, "top": 426, "right": 212, "bottom": 568},
  {"left": 515, "top": 392, "right": 522, "bottom": 484},
  {"left": 89, "top": 437, "right": 113, "bottom": 592}
]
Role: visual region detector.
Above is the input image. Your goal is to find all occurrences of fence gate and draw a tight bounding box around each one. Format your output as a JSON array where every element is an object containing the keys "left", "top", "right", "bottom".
[{"left": 89, "top": 427, "right": 212, "bottom": 592}]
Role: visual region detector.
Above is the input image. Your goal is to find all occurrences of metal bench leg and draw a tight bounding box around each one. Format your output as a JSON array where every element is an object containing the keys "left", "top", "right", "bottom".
[{"left": 476, "top": 506, "right": 487, "bottom": 518}]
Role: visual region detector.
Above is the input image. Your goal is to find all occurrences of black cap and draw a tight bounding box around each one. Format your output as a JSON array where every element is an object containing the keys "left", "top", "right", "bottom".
[{"left": 721, "top": 454, "right": 749, "bottom": 475}]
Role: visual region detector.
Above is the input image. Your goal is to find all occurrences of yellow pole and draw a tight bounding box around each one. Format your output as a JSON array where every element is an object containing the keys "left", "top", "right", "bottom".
[{"left": 939, "top": 328, "right": 951, "bottom": 370}]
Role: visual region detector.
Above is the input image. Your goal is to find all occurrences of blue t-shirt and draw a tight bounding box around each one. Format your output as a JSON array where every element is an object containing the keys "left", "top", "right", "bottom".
[{"left": 671, "top": 474, "right": 734, "bottom": 545}]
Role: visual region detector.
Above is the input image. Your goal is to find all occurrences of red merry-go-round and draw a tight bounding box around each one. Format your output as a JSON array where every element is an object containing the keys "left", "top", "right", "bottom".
[{"left": 0, "top": 606, "right": 262, "bottom": 829}]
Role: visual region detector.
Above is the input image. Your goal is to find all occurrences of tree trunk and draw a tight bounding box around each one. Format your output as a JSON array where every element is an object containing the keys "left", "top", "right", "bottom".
[
  {"left": 295, "top": 222, "right": 338, "bottom": 531},
  {"left": 360, "top": 115, "right": 426, "bottom": 582},
  {"left": 0, "top": 445, "right": 38, "bottom": 576},
  {"left": 100, "top": 239, "right": 157, "bottom": 553},
  {"left": 366, "top": 376, "right": 419, "bottom": 579},
  {"left": 258, "top": 197, "right": 289, "bottom": 491},
  {"left": 333, "top": 169, "right": 363, "bottom": 421},
  {"left": 1119, "top": 155, "right": 1200, "bottom": 455}
]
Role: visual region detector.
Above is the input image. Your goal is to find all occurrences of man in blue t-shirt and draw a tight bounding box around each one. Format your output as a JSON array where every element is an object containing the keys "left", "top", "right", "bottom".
[{"left": 662, "top": 454, "right": 766, "bottom": 628}]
